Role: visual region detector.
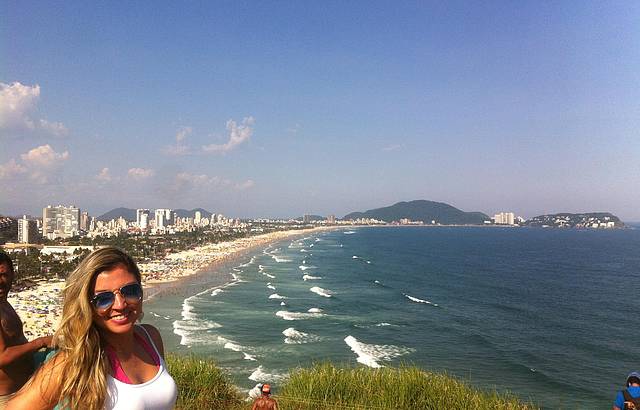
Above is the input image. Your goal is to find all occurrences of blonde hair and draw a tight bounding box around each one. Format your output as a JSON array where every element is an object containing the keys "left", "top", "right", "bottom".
[{"left": 52, "top": 247, "right": 141, "bottom": 410}]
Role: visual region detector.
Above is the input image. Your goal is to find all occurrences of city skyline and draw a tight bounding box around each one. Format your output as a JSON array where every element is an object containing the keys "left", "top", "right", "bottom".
[{"left": 2, "top": 2, "right": 639, "bottom": 221}]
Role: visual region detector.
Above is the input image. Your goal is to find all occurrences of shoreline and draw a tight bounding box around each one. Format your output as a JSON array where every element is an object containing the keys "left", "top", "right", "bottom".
[{"left": 10, "top": 226, "right": 341, "bottom": 339}]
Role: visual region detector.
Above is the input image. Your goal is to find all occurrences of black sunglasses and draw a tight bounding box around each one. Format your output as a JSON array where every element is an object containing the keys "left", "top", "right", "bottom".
[{"left": 90, "top": 283, "right": 143, "bottom": 311}]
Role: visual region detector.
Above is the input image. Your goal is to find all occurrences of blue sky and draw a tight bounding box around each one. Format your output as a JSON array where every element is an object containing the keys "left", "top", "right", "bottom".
[{"left": 2, "top": 1, "right": 639, "bottom": 220}]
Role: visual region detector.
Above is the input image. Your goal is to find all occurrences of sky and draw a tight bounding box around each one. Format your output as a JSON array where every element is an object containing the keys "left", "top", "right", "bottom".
[{"left": 2, "top": 1, "right": 639, "bottom": 220}]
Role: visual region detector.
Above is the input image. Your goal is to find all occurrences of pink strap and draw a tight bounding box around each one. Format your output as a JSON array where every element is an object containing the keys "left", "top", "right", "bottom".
[{"left": 106, "top": 329, "right": 160, "bottom": 384}]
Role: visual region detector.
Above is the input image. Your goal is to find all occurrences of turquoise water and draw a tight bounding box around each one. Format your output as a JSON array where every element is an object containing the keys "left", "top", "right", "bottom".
[{"left": 145, "top": 226, "right": 640, "bottom": 408}]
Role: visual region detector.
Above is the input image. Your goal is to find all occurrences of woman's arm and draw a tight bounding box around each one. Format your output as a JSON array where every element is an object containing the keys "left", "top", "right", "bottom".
[{"left": 6, "top": 353, "right": 64, "bottom": 410}]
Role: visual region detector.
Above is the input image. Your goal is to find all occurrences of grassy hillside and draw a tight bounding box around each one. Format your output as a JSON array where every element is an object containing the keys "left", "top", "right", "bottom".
[{"left": 167, "top": 355, "right": 538, "bottom": 409}]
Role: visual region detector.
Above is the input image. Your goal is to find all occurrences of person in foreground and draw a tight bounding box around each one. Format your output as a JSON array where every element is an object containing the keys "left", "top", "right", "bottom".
[
  {"left": 251, "top": 383, "right": 278, "bottom": 410},
  {"left": 7, "top": 247, "right": 177, "bottom": 410},
  {"left": 613, "top": 371, "right": 640, "bottom": 410},
  {"left": 0, "top": 251, "right": 53, "bottom": 409}
]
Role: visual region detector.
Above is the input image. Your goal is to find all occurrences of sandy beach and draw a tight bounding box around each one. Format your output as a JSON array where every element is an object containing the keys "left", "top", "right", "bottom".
[{"left": 10, "top": 226, "right": 338, "bottom": 339}]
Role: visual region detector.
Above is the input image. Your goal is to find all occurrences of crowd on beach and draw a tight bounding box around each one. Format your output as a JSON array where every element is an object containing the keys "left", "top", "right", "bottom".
[{"left": 11, "top": 228, "right": 333, "bottom": 339}]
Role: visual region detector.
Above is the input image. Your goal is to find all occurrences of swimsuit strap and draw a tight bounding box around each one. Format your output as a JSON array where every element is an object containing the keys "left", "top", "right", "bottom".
[
  {"left": 106, "top": 325, "right": 160, "bottom": 384},
  {"left": 135, "top": 325, "right": 161, "bottom": 366}
]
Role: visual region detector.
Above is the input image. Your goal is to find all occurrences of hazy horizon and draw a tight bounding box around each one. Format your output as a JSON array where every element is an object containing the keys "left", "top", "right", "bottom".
[{"left": 3, "top": 2, "right": 639, "bottom": 220}]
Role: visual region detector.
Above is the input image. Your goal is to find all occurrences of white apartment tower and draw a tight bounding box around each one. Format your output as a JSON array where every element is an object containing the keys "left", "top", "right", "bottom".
[
  {"left": 17, "top": 216, "right": 32, "bottom": 243},
  {"left": 493, "top": 212, "right": 515, "bottom": 225},
  {"left": 194, "top": 211, "right": 202, "bottom": 225},
  {"left": 42, "top": 205, "right": 81, "bottom": 239},
  {"left": 136, "top": 209, "right": 150, "bottom": 228}
]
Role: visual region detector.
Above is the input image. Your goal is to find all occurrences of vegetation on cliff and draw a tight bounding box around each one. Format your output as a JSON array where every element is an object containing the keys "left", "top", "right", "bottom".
[{"left": 167, "top": 355, "right": 537, "bottom": 409}]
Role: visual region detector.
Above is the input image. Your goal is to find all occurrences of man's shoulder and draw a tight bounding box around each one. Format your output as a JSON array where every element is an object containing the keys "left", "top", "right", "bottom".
[{"left": 628, "top": 386, "right": 640, "bottom": 398}]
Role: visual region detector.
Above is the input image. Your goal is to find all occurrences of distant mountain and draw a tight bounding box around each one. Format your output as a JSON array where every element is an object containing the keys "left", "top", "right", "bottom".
[
  {"left": 174, "top": 208, "right": 212, "bottom": 219},
  {"left": 343, "top": 200, "right": 491, "bottom": 225},
  {"left": 97, "top": 207, "right": 212, "bottom": 221},
  {"left": 98, "top": 207, "right": 137, "bottom": 221},
  {"left": 523, "top": 212, "right": 624, "bottom": 228}
]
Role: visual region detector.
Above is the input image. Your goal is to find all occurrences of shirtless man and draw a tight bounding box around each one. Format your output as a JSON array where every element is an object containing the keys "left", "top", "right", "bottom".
[
  {"left": 0, "top": 252, "right": 52, "bottom": 408},
  {"left": 251, "top": 384, "right": 279, "bottom": 410}
]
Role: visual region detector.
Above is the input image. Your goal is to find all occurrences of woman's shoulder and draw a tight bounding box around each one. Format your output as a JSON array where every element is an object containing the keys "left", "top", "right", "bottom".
[{"left": 137, "top": 324, "right": 165, "bottom": 357}]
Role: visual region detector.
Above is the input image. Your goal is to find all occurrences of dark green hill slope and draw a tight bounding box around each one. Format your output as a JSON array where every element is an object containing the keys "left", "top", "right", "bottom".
[{"left": 343, "top": 200, "right": 490, "bottom": 225}]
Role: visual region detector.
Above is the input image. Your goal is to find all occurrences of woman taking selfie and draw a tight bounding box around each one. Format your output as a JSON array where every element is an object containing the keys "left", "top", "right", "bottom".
[{"left": 8, "top": 247, "right": 177, "bottom": 410}]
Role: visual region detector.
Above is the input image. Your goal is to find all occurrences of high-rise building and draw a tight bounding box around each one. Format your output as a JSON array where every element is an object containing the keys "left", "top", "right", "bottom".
[
  {"left": 303, "top": 214, "right": 311, "bottom": 224},
  {"left": 327, "top": 215, "right": 336, "bottom": 224},
  {"left": 154, "top": 209, "right": 166, "bottom": 228},
  {"left": 194, "top": 211, "right": 202, "bottom": 225},
  {"left": 493, "top": 212, "right": 515, "bottom": 225},
  {"left": 136, "top": 209, "right": 150, "bottom": 228},
  {"left": 140, "top": 212, "right": 149, "bottom": 230},
  {"left": 80, "top": 211, "right": 90, "bottom": 231},
  {"left": 42, "top": 205, "right": 81, "bottom": 239},
  {"left": 17, "top": 215, "right": 37, "bottom": 243}
]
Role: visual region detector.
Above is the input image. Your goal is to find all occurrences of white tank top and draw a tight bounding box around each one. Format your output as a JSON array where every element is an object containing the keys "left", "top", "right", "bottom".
[{"left": 104, "top": 326, "right": 178, "bottom": 410}]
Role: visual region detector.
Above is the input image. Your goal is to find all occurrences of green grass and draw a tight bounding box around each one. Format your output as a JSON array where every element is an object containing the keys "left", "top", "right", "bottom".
[
  {"left": 167, "top": 356, "right": 538, "bottom": 410},
  {"left": 166, "top": 354, "right": 245, "bottom": 410},
  {"left": 278, "top": 363, "right": 537, "bottom": 410}
]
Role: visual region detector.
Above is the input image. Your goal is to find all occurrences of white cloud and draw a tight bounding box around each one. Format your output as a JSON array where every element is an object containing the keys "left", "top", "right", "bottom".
[
  {"left": 20, "top": 144, "right": 69, "bottom": 167},
  {"left": 382, "top": 144, "right": 404, "bottom": 152},
  {"left": 96, "top": 167, "right": 112, "bottom": 182},
  {"left": 0, "top": 82, "right": 68, "bottom": 137},
  {"left": 163, "top": 126, "right": 192, "bottom": 156},
  {"left": 165, "top": 172, "right": 253, "bottom": 198},
  {"left": 202, "top": 117, "right": 255, "bottom": 154},
  {"left": 127, "top": 168, "right": 155, "bottom": 180},
  {"left": 235, "top": 179, "right": 255, "bottom": 190},
  {"left": 0, "top": 159, "right": 27, "bottom": 179},
  {"left": 0, "top": 144, "right": 70, "bottom": 183}
]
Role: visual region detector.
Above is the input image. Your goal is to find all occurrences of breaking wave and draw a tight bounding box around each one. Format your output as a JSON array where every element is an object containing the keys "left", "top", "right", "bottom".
[
  {"left": 310, "top": 286, "right": 332, "bottom": 298},
  {"left": 403, "top": 293, "right": 439, "bottom": 307},
  {"left": 344, "top": 335, "right": 414, "bottom": 368}
]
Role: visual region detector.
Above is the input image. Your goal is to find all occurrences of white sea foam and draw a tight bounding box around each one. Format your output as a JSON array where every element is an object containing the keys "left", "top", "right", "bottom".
[
  {"left": 280, "top": 301, "right": 286, "bottom": 306},
  {"left": 352, "top": 255, "right": 359, "bottom": 259},
  {"left": 276, "top": 310, "right": 325, "bottom": 321},
  {"left": 299, "top": 265, "right": 316, "bottom": 271},
  {"left": 272, "top": 255, "right": 291, "bottom": 263},
  {"left": 307, "top": 308, "right": 323, "bottom": 313},
  {"left": 238, "top": 256, "right": 256, "bottom": 267},
  {"left": 300, "top": 249, "right": 309, "bottom": 253},
  {"left": 374, "top": 280, "right": 382, "bottom": 285},
  {"left": 269, "top": 293, "right": 287, "bottom": 300},
  {"left": 344, "top": 336, "right": 414, "bottom": 368},
  {"left": 282, "top": 327, "right": 321, "bottom": 344},
  {"left": 258, "top": 264, "right": 265, "bottom": 271},
  {"left": 224, "top": 342, "right": 244, "bottom": 352},
  {"left": 149, "top": 311, "right": 171, "bottom": 320},
  {"left": 303, "top": 274, "right": 322, "bottom": 281},
  {"left": 267, "top": 285, "right": 276, "bottom": 290},
  {"left": 309, "top": 244, "right": 314, "bottom": 248},
  {"left": 310, "top": 286, "right": 332, "bottom": 298},
  {"left": 403, "top": 293, "right": 439, "bottom": 307},
  {"left": 173, "top": 319, "right": 222, "bottom": 345},
  {"left": 244, "top": 353, "right": 257, "bottom": 361},
  {"left": 263, "top": 273, "right": 276, "bottom": 279},
  {"left": 344, "top": 231, "right": 356, "bottom": 235},
  {"left": 211, "top": 289, "right": 224, "bottom": 296},
  {"left": 248, "top": 366, "right": 286, "bottom": 382}
]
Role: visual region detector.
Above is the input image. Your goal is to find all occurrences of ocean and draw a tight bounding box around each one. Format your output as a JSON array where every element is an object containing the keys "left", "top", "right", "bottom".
[{"left": 145, "top": 226, "right": 640, "bottom": 408}]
